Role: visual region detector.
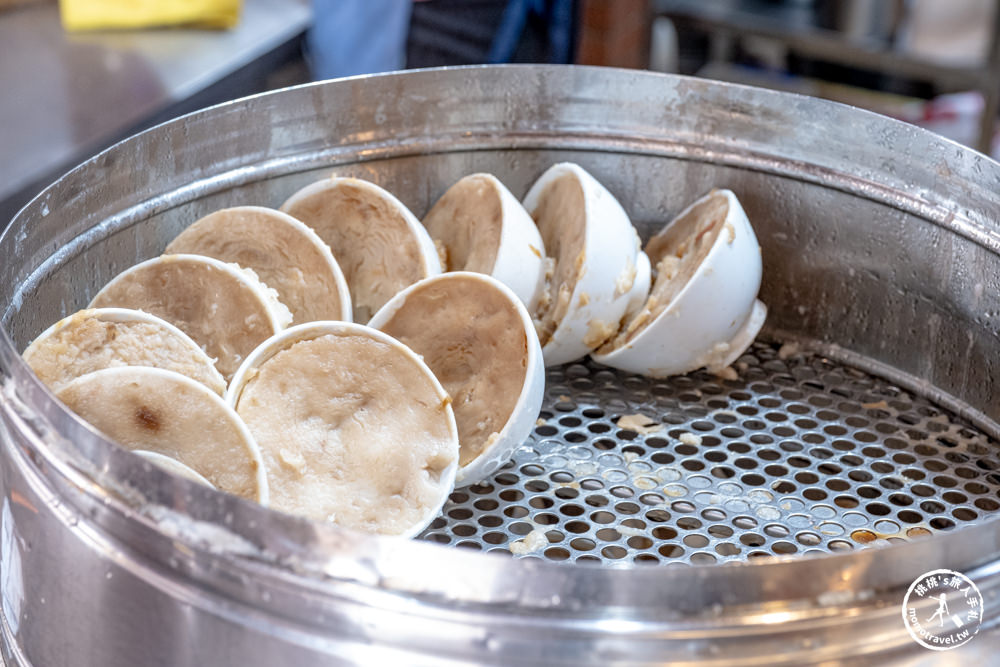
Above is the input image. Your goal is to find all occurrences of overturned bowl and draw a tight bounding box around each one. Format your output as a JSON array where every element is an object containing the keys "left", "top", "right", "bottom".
[{"left": 593, "top": 188, "right": 766, "bottom": 377}]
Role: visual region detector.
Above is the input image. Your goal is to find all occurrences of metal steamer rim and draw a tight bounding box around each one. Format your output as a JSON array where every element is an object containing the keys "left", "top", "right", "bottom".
[{"left": 420, "top": 340, "right": 1000, "bottom": 566}]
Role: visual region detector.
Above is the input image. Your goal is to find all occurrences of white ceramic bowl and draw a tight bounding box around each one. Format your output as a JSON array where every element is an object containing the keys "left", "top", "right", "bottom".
[
  {"left": 133, "top": 451, "right": 215, "bottom": 488},
  {"left": 281, "top": 177, "right": 442, "bottom": 323},
  {"left": 226, "top": 321, "right": 459, "bottom": 538},
  {"left": 422, "top": 173, "right": 547, "bottom": 310},
  {"left": 522, "top": 162, "right": 646, "bottom": 366},
  {"left": 56, "top": 366, "right": 269, "bottom": 504},
  {"left": 592, "top": 189, "right": 766, "bottom": 377},
  {"left": 166, "top": 205, "right": 353, "bottom": 324},
  {"left": 90, "top": 254, "right": 292, "bottom": 380},
  {"left": 368, "top": 271, "right": 545, "bottom": 485},
  {"left": 22, "top": 307, "right": 226, "bottom": 395}
]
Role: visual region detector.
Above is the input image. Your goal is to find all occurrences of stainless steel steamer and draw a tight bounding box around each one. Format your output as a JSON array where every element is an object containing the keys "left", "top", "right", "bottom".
[{"left": 1, "top": 65, "right": 999, "bottom": 665}]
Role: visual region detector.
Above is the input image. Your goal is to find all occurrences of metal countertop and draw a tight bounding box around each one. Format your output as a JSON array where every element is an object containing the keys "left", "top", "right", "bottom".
[{"left": 0, "top": 0, "right": 311, "bottom": 230}]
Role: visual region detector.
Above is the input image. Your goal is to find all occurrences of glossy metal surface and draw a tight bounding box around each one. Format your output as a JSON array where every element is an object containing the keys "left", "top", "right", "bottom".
[
  {"left": 423, "top": 343, "right": 1000, "bottom": 564},
  {"left": 1, "top": 66, "right": 1000, "bottom": 665},
  {"left": 0, "top": 0, "right": 311, "bottom": 229}
]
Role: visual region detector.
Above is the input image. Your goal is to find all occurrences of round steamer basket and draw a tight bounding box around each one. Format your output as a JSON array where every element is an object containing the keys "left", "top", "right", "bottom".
[{"left": 1, "top": 66, "right": 999, "bottom": 665}]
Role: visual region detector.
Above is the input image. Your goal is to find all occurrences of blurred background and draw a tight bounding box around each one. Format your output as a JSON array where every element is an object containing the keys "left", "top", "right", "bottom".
[{"left": 2, "top": 0, "right": 998, "bottom": 228}]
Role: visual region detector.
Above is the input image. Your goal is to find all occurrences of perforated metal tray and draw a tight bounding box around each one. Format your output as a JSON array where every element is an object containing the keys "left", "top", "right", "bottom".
[{"left": 422, "top": 342, "right": 1000, "bottom": 564}]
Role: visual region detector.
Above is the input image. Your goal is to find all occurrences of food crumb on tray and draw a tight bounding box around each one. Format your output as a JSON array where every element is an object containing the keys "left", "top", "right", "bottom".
[
  {"left": 777, "top": 341, "right": 801, "bottom": 360},
  {"left": 616, "top": 413, "right": 663, "bottom": 434},
  {"left": 678, "top": 432, "right": 702, "bottom": 446},
  {"left": 509, "top": 527, "right": 548, "bottom": 555},
  {"left": 713, "top": 365, "right": 739, "bottom": 381}
]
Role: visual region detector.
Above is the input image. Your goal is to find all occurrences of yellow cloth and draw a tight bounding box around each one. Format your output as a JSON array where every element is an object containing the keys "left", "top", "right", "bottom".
[{"left": 60, "top": 0, "right": 241, "bottom": 31}]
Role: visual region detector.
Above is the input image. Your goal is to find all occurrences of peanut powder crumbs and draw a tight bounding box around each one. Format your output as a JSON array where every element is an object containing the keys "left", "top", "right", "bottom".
[
  {"left": 724, "top": 221, "right": 736, "bottom": 244},
  {"left": 433, "top": 238, "right": 449, "bottom": 271},
  {"left": 777, "top": 342, "right": 801, "bottom": 360},
  {"left": 678, "top": 432, "right": 702, "bottom": 446},
  {"left": 616, "top": 413, "right": 663, "bottom": 434},
  {"left": 509, "top": 527, "right": 548, "bottom": 555},
  {"left": 582, "top": 319, "right": 616, "bottom": 348},
  {"left": 613, "top": 258, "right": 637, "bottom": 298},
  {"left": 713, "top": 366, "right": 739, "bottom": 381}
]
